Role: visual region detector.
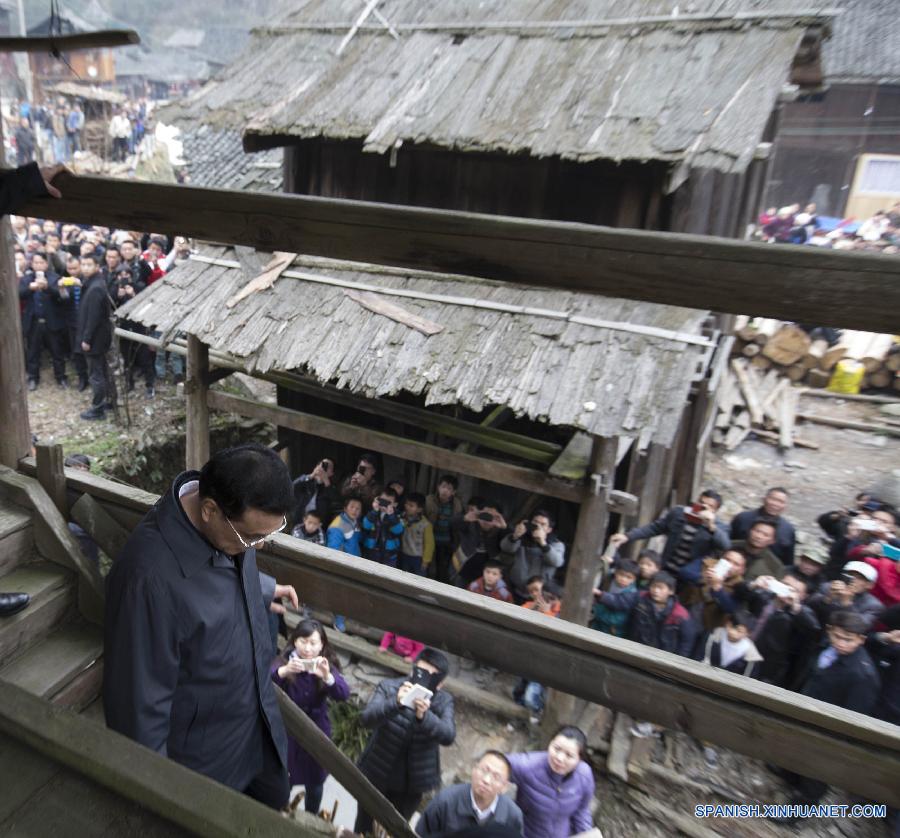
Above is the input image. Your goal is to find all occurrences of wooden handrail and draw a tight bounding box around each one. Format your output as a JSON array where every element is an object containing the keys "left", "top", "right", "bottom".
[
  {"left": 15, "top": 172, "right": 900, "bottom": 332},
  {"left": 18, "top": 460, "right": 900, "bottom": 807},
  {"left": 0, "top": 679, "right": 332, "bottom": 837}
]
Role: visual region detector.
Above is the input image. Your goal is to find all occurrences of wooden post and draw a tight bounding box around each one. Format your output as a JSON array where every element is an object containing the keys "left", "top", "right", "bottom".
[
  {"left": 544, "top": 436, "right": 616, "bottom": 731},
  {"left": 0, "top": 117, "right": 32, "bottom": 468},
  {"left": 35, "top": 443, "right": 68, "bottom": 515},
  {"left": 185, "top": 335, "right": 210, "bottom": 470}
]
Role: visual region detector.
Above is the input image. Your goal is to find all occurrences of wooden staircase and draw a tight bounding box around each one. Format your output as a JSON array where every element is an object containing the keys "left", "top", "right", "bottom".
[{"left": 0, "top": 498, "right": 104, "bottom": 713}]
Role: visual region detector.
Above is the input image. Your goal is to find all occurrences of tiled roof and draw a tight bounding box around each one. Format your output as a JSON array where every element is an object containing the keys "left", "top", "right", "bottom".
[{"left": 180, "top": 125, "right": 283, "bottom": 193}]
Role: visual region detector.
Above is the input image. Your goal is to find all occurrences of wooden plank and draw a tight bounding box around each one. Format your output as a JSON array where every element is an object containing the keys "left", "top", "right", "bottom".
[
  {"left": 17, "top": 466, "right": 900, "bottom": 805},
  {"left": 0, "top": 30, "right": 139, "bottom": 52},
  {"left": 731, "top": 359, "right": 763, "bottom": 424},
  {"left": 751, "top": 428, "right": 819, "bottom": 450},
  {"left": 273, "top": 684, "right": 417, "bottom": 838},
  {"left": 225, "top": 251, "right": 295, "bottom": 309},
  {"left": 35, "top": 443, "right": 68, "bottom": 516},
  {"left": 69, "top": 493, "right": 129, "bottom": 565},
  {"left": 322, "top": 629, "right": 529, "bottom": 721},
  {"left": 207, "top": 390, "right": 586, "bottom": 503},
  {"left": 779, "top": 387, "right": 798, "bottom": 449},
  {"left": 799, "top": 389, "right": 900, "bottom": 405},
  {"left": 0, "top": 680, "right": 333, "bottom": 838},
  {"left": 796, "top": 412, "right": 900, "bottom": 438},
  {"left": 186, "top": 336, "right": 210, "bottom": 470},
  {"left": 15, "top": 172, "right": 900, "bottom": 333},
  {"left": 344, "top": 288, "right": 444, "bottom": 336}
]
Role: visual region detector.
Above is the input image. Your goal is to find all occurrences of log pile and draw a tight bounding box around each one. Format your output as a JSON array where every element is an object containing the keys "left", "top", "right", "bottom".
[
  {"left": 712, "top": 358, "right": 812, "bottom": 451},
  {"left": 731, "top": 320, "right": 900, "bottom": 392}
]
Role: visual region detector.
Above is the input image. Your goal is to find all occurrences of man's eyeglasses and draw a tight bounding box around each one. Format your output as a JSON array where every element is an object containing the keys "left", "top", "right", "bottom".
[{"left": 223, "top": 512, "right": 287, "bottom": 549}]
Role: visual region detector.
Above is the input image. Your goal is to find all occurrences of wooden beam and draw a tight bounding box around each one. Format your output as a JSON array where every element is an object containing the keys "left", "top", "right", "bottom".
[
  {"left": 799, "top": 389, "right": 900, "bottom": 405},
  {"left": 35, "top": 443, "right": 67, "bottom": 516},
  {"left": 185, "top": 336, "right": 210, "bottom": 470},
  {"left": 796, "top": 412, "right": 900, "bottom": 438},
  {"left": 17, "top": 464, "right": 900, "bottom": 806},
  {"left": 0, "top": 30, "right": 140, "bottom": 52},
  {"left": 17, "top": 172, "right": 900, "bottom": 333},
  {"left": 206, "top": 390, "right": 586, "bottom": 503},
  {"left": 273, "top": 685, "right": 417, "bottom": 837},
  {"left": 0, "top": 680, "right": 330, "bottom": 838}
]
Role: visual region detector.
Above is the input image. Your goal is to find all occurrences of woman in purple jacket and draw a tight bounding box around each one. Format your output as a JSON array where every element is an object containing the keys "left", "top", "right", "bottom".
[
  {"left": 271, "top": 619, "right": 350, "bottom": 815},
  {"left": 507, "top": 726, "right": 595, "bottom": 838}
]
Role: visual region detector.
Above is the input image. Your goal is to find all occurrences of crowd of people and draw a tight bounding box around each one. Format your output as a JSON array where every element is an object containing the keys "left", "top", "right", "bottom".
[
  {"left": 757, "top": 201, "right": 900, "bottom": 255},
  {"left": 14, "top": 213, "right": 191, "bottom": 418},
  {"left": 8, "top": 98, "right": 152, "bottom": 166}
]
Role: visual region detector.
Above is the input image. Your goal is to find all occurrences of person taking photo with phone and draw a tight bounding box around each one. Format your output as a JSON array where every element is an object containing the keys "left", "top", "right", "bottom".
[
  {"left": 502, "top": 509, "right": 566, "bottom": 603},
  {"left": 271, "top": 619, "right": 349, "bottom": 816}
]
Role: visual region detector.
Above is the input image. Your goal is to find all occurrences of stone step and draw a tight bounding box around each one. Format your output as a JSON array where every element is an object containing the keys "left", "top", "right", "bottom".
[
  {"left": 0, "top": 502, "right": 33, "bottom": 576},
  {"left": 0, "top": 563, "right": 75, "bottom": 669},
  {"left": 0, "top": 622, "right": 103, "bottom": 701}
]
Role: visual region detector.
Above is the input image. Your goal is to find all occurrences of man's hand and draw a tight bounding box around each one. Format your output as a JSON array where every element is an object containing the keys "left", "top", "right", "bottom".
[
  {"left": 513, "top": 521, "right": 527, "bottom": 540},
  {"left": 463, "top": 509, "right": 478, "bottom": 523},
  {"left": 491, "top": 511, "right": 507, "bottom": 530},
  {"left": 532, "top": 521, "right": 548, "bottom": 546},
  {"left": 609, "top": 533, "right": 629, "bottom": 548},
  {"left": 81, "top": 341, "right": 90, "bottom": 352},
  {"left": 117, "top": 286, "right": 127, "bottom": 298},
  {"left": 699, "top": 508, "right": 717, "bottom": 531},
  {"left": 397, "top": 681, "right": 414, "bottom": 705},
  {"left": 269, "top": 583, "right": 299, "bottom": 615},
  {"left": 39, "top": 163, "right": 66, "bottom": 199},
  {"left": 414, "top": 696, "right": 431, "bottom": 720}
]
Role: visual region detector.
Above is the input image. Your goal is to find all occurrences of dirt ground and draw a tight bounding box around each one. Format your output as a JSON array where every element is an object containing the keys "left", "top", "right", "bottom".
[{"left": 24, "top": 363, "right": 900, "bottom": 837}]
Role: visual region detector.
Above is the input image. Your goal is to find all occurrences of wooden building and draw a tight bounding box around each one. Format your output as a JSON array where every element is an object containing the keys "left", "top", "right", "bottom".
[{"left": 765, "top": 0, "right": 900, "bottom": 217}]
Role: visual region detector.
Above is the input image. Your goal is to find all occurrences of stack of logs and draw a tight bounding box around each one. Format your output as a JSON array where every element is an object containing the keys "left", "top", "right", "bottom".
[
  {"left": 731, "top": 320, "right": 899, "bottom": 392},
  {"left": 712, "top": 359, "right": 812, "bottom": 451}
]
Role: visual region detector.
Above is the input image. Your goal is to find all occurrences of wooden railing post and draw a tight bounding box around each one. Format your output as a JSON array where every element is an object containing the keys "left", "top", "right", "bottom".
[
  {"left": 35, "top": 442, "right": 68, "bottom": 515},
  {"left": 185, "top": 335, "right": 210, "bottom": 470}
]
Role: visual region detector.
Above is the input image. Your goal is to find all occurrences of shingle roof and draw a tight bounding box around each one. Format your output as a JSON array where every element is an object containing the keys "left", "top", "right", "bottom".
[
  {"left": 821, "top": 0, "right": 900, "bottom": 83},
  {"left": 179, "top": 126, "right": 283, "bottom": 193},
  {"left": 117, "top": 245, "right": 710, "bottom": 447},
  {"left": 162, "top": 0, "right": 828, "bottom": 185}
]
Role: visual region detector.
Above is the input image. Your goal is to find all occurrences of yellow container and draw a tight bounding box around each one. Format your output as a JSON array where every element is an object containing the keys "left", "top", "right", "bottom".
[{"left": 827, "top": 359, "right": 865, "bottom": 395}]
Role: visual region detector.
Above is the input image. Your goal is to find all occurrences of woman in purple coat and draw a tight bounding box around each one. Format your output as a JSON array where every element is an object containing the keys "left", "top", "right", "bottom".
[
  {"left": 507, "top": 726, "right": 595, "bottom": 838},
  {"left": 271, "top": 619, "right": 350, "bottom": 815}
]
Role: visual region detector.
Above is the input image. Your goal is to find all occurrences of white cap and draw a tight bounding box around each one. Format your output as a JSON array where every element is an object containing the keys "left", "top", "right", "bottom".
[{"left": 842, "top": 561, "right": 878, "bottom": 583}]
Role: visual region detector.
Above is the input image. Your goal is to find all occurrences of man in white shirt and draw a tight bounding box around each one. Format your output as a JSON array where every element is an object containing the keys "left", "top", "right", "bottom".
[{"left": 416, "top": 751, "right": 524, "bottom": 836}]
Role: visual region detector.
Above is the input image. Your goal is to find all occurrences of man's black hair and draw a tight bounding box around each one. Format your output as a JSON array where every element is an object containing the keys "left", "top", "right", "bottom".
[
  {"left": 615, "top": 559, "right": 639, "bottom": 577},
  {"left": 31, "top": 250, "right": 48, "bottom": 261},
  {"left": 727, "top": 609, "right": 757, "bottom": 632},
  {"left": 650, "top": 571, "right": 676, "bottom": 590},
  {"left": 343, "top": 494, "right": 362, "bottom": 509},
  {"left": 106, "top": 245, "right": 121, "bottom": 254},
  {"left": 477, "top": 750, "right": 511, "bottom": 774},
  {"left": 532, "top": 508, "right": 555, "bottom": 529},
  {"left": 416, "top": 647, "right": 450, "bottom": 681},
  {"left": 751, "top": 517, "right": 778, "bottom": 532},
  {"left": 525, "top": 575, "right": 543, "bottom": 586},
  {"left": 482, "top": 499, "right": 502, "bottom": 513},
  {"left": 637, "top": 548, "right": 662, "bottom": 566},
  {"left": 198, "top": 443, "right": 293, "bottom": 519},
  {"left": 467, "top": 495, "right": 487, "bottom": 509},
  {"left": 80, "top": 251, "right": 98, "bottom": 264},
  {"left": 438, "top": 474, "right": 458, "bottom": 489},
  {"left": 552, "top": 725, "right": 588, "bottom": 757},
  {"left": 829, "top": 609, "right": 869, "bottom": 636},
  {"left": 303, "top": 509, "right": 322, "bottom": 520},
  {"left": 700, "top": 489, "right": 723, "bottom": 506},
  {"left": 359, "top": 452, "right": 378, "bottom": 468},
  {"left": 483, "top": 558, "right": 504, "bottom": 570},
  {"left": 381, "top": 487, "right": 399, "bottom": 500},
  {"left": 542, "top": 579, "right": 563, "bottom": 599},
  {"left": 766, "top": 486, "right": 789, "bottom": 496},
  {"left": 405, "top": 491, "right": 426, "bottom": 508}
]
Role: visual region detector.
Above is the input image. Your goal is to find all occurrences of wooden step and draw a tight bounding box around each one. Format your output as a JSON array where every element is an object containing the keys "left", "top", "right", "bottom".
[
  {"left": 0, "top": 564, "right": 75, "bottom": 668},
  {"left": 0, "top": 503, "right": 33, "bottom": 576},
  {"left": 0, "top": 622, "right": 103, "bottom": 700}
]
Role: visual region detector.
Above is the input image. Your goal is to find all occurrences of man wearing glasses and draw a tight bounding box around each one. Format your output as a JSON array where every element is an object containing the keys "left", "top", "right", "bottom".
[{"left": 103, "top": 443, "right": 299, "bottom": 809}]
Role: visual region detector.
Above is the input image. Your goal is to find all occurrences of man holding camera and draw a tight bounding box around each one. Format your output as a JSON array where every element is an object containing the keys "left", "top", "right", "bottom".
[
  {"left": 453, "top": 499, "right": 508, "bottom": 587},
  {"left": 361, "top": 488, "right": 405, "bottom": 567},
  {"left": 340, "top": 452, "right": 381, "bottom": 508},
  {"left": 502, "top": 510, "right": 565, "bottom": 602},
  {"left": 292, "top": 458, "right": 339, "bottom": 526},
  {"left": 355, "top": 648, "right": 456, "bottom": 834}
]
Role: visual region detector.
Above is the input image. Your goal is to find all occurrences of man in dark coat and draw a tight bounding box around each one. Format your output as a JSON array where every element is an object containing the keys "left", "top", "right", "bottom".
[
  {"left": 292, "top": 458, "right": 339, "bottom": 526},
  {"left": 104, "top": 444, "right": 299, "bottom": 808},
  {"left": 19, "top": 251, "right": 68, "bottom": 389},
  {"left": 76, "top": 251, "right": 113, "bottom": 420},
  {"left": 730, "top": 487, "right": 796, "bottom": 565},
  {"left": 14, "top": 117, "right": 35, "bottom": 166},
  {"left": 416, "top": 751, "right": 523, "bottom": 837},
  {"left": 773, "top": 611, "right": 880, "bottom": 818},
  {"left": 355, "top": 648, "right": 456, "bottom": 835},
  {"left": 611, "top": 490, "right": 729, "bottom": 576},
  {"left": 628, "top": 572, "right": 697, "bottom": 657}
]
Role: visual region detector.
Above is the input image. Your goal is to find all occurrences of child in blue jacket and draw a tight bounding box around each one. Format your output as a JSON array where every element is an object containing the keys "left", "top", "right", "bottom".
[
  {"left": 591, "top": 559, "right": 640, "bottom": 636},
  {"left": 361, "top": 488, "right": 405, "bottom": 567}
]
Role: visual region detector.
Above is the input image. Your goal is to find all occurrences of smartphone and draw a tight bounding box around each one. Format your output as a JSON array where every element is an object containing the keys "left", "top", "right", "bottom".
[
  {"left": 401, "top": 684, "right": 433, "bottom": 709},
  {"left": 766, "top": 579, "right": 793, "bottom": 598},
  {"left": 711, "top": 558, "right": 732, "bottom": 579},
  {"left": 684, "top": 503, "right": 704, "bottom": 525},
  {"left": 884, "top": 543, "right": 900, "bottom": 561}
]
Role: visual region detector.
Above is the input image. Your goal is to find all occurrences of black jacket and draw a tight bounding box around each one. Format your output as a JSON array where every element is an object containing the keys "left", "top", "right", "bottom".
[
  {"left": 754, "top": 600, "right": 821, "bottom": 690},
  {"left": 358, "top": 676, "right": 455, "bottom": 794},
  {"left": 77, "top": 273, "right": 112, "bottom": 354},
  {"left": 416, "top": 782, "right": 524, "bottom": 837},
  {"left": 103, "top": 471, "right": 288, "bottom": 792},
  {"left": 866, "top": 633, "right": 900, "bottom": 725},
  {"left": 802, "top": 645, "right": 880, "bottom": 716},
  {"left": 292, "top": 474, "right": 339, "bottom": 526},
  {"left": 628, "top": 593, "right": 697, "bottom": 657},
  {"left": 19, "top": 270, "right": 66, "bottom": 332},
  {"left": 626, "top": 506, "right": 730, "bottom": 572},
  {"left": 731, "top": 508, "right": 796, "bottom": 565}
]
